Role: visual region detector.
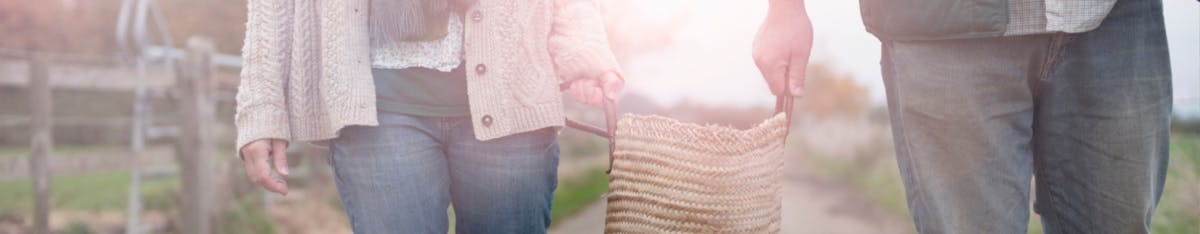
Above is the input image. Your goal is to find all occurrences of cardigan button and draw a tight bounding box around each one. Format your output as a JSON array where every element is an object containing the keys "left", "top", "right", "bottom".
[
  {"left": 471, "top": 11, "right": 483, "bottom": 22},
  {"left": 475, "top": 64, "right": 487, "bottom": 75},
  {"left": 481, "top": 115, "right": 494, "bottom": 127}
]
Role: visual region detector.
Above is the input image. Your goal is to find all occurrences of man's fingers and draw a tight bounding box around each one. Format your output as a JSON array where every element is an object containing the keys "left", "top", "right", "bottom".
[
  {"left": 753, "top": 44, "right": 788, "bottom": 96},
  {"left": 271, "top": 140, "right": 289, "bottom": 176},
  {"left": 786, "top": 54, "right": 808, "bottom": 98},
  {"left": 755, "top": 60, "right": 788, "bottom": 96}
]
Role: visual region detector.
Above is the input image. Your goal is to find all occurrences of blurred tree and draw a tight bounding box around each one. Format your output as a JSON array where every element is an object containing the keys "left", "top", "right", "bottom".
[
  {"left": 158, "top": 0, "right": 247, "bottom": 55},
  {"left": 663, "top": 99, "right": 774, "bottom": 129},
  {"left": 797, "top": 62, "right": 871, "bottom": 121},
  {"left": 2, "top": 0, "right": 685, "bottom": 60},
  {"left": 0, "top": 0, "right": 247, "bottom": 56},
  {"left": 600, "top": 0, "right": 686, "bottom": 68},
  {"left": 566, "top": 0, "right": 686, "bottom": 122}
]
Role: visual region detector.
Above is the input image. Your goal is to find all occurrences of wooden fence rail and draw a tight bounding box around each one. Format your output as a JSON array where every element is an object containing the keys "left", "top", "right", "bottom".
[{"left": 5, "top": 36, "right": 240, "bottom": 234}]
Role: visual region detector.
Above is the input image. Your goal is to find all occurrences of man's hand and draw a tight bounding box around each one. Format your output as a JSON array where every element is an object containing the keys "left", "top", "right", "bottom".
[
  {"left": 568, "top": 71, "right": 623, "bottom": 107},
  {"left": 239, "top": 139, "right": 289, "bottom": 196},
  {"left": 753, "top": 0, "right": 812, "bottom": 97}
]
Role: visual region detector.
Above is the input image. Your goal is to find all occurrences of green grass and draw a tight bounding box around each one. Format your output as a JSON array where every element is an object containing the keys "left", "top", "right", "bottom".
[
  {"left": 550, "top": 166, "right": 609, "bottom": 224},
  {"left": 806, "top": 149, "right": 912, "bottom": 224},
  {"left": 64, "top": 220, "right": 95, "bottom": 234},
  {"left": 1027, "top": 215, "right": 1044, "bottom": 234},
  {"left": 1151, "top": 133, "right": 1200, "bottom": 234},
  {"left": 1170, "top": 134, "right": 1200, "bottom": 175},
  {"left": 222, "top": 195, "right": 276, "bottom": 234},
  {"left": 0, "top": 146, "right": 30, "bottom": 158},
  {"left": 558, "top": 132, "right": 609, "bottom": 161},
  {"left": 0, "top": 169, "right": 179, "bottom": 213}
]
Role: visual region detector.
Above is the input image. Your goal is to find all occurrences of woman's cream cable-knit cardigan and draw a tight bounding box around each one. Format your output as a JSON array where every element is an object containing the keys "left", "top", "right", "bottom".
[{"left": 235, "top": 0, "right": 620, "bottom": 154}]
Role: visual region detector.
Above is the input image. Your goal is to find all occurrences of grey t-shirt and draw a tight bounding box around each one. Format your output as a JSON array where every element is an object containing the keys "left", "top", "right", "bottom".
[{"left": 372, "top": 65, "right": 469, "bottom": 117}]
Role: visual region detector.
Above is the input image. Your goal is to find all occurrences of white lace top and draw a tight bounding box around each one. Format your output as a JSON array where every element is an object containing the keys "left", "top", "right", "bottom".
[{"left": 370, "top": 14, "right": 464, "bottom": 71}]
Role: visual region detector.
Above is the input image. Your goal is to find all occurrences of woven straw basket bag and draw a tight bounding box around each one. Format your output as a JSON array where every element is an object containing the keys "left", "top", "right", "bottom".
[
  {"left": 565, "top": 82, "right": 792, "bottom": 234},
  {"left": 605, "top": 113, "right": 788, "bottom": 233}
]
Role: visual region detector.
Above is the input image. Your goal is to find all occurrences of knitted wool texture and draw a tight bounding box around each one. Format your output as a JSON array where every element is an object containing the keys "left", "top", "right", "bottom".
[{"left": 235, "top": 0, "right": 619, "bottom": 154}]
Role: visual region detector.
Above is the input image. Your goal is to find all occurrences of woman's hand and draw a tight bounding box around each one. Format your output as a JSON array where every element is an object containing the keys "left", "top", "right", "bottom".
[
  {"left": 239, "top": 138, "right": 290, "bottom": 196},
  {"left": 568, "top": 71, "right": 623, "bottom": 107}
]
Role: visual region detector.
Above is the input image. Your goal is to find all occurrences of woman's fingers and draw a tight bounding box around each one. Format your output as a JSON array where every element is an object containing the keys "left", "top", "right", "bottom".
[
  {"left": 568, "top": 73, "right": 623, "bottom": 107},
  {"left": 239, "top": 139, "right": 288, "bottom": 196},
  {"left": 586, "top": 84, "right": 602, "bottom": 106},
  {"left": 271, "top": 140, "right": 289, "bottom": 176},
  {"left": 600, "top": 72, "right": 624, "bottom": 101},
  {"left": 570, "top": 79, "right": 600, "bottom": 106}
]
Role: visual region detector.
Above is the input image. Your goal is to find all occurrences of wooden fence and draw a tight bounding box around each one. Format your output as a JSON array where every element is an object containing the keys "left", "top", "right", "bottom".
[{"left": 3, "top": 36, "right": 239, "bottom": 234}]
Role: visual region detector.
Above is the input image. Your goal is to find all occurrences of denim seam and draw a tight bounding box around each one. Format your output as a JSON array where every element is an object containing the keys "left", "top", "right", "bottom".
[
  {"left": 883, "top": 41, "right": 935, "bottom": 231},
  {"left": 1034, "top": 33, "right": 1070, "bottom": 96},
  {"left": 1041, "top": 31, "right": 1089, "bottom": 234},
  {"left": 328, "top": 143, "right": 359, "bottom": 231},
  {"left": 437, "top": 117, "right": 451, "bottom": 145},
  {"left": 1031, "top": 40, "right": 1067, "bottom": 231},
  {"left": 1032, "top": 143, "right": 1062, "bottom": 233},
  {"left": 1032, "top": 32, "right": 1078, "bottom": 234}
]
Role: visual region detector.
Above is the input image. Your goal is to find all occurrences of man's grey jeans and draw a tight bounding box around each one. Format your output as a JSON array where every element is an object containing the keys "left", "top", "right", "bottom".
[{"left": 878, "top": 0, "right": 1171, "bottom": 233}]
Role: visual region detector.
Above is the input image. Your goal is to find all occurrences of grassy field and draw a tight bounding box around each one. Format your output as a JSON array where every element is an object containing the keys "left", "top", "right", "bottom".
[
  {"left": 550, "top": 166, "right": 609, "bottom": 225},
  {"left": 1153, "top": 133, "right": 1200, "bottom": 233},
  {"left": 0, "top": 145, "right": 130, "bottom": 159},
  {"left": 807, "top": 132, "right": 1200, "bottom": 234},
  {"left": 0, "top": 169, "right": 179, "bottom": 213},
  {"left": 804, "top": 140, "right": 915, "bottom": 231}
]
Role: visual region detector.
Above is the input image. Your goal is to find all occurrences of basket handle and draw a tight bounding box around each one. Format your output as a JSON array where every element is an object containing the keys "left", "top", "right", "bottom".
[
  {"left": 775, "top": 73, "right": 795, "bottom": 139},
  {"left": 561, "top": 81, "right": 618, "bottom": 173},
  {"left": 561, "top": 71, "right": 795, "bottom": 174}
]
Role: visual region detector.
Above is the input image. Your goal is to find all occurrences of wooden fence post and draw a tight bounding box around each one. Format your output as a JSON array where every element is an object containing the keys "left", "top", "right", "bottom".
[
  {"left": 28, "top": 54, "right": 52, "bottom": 234},
  {"left": 125, "top": 56, "right": 148, "bottom": 234},
  {"left": 175, "top": 37, "right": 216, "bottom": 234}
]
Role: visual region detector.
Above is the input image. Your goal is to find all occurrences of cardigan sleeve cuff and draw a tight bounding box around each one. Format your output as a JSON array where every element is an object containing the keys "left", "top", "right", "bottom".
[{"left": 234, "top": 107, "right": 291, "bottom": 160}]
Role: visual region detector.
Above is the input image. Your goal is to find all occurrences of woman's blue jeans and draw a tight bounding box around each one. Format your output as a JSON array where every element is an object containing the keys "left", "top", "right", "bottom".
[{"left": 329, "top": 112, "right": 559, "bottom": 233}]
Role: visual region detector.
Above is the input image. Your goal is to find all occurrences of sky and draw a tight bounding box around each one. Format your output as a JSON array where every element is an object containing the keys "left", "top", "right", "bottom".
[{"left": 619, "top": 0, "right": 1199, "bottom": 117}]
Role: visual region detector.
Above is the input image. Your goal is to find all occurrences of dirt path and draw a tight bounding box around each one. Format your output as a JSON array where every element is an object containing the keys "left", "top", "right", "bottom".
[
  {"left": 268, "top": 192, "right": 352, "bottom": 234},
  {"left": 779, "top": 171, "right": 911, "bottom": 234}
]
